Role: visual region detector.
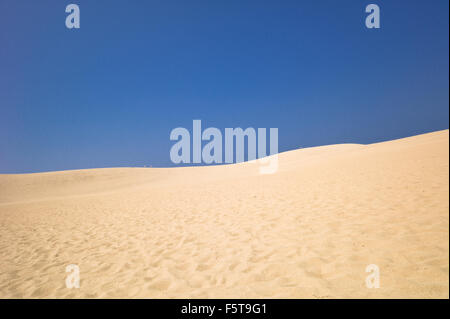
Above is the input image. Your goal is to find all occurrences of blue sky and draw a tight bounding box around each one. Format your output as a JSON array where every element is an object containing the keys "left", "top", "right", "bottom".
[{"left": 0, "top": 0, "right": 448, "bottom": 173}]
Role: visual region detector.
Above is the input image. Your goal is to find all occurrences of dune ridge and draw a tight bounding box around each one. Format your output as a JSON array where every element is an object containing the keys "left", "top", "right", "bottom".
[{"left": 0, "top": 130, "right": 448, "bottom": 298}]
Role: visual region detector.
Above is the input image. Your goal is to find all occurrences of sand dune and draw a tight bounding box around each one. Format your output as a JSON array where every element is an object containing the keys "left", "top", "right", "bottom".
[{"left": 0, "top": 130, "right": 448, "bottom": 298}]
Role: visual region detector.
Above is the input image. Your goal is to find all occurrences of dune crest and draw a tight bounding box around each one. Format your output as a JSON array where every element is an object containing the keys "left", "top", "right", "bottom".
[{"left": 0, "top": 130, "right": 448, "bottom": 298}]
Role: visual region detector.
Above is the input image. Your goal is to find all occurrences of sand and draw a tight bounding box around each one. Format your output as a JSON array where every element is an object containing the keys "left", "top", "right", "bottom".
[{"left": 0, "top": 130, "right": 448, "bottom": 298}]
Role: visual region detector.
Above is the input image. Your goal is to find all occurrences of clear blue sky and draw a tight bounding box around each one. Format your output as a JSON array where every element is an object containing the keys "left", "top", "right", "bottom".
[{"left": 0, "top": 0, "right": 448, "bottom": 173}]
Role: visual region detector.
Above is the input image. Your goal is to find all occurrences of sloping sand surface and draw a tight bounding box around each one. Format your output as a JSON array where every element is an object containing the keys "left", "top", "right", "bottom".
[{"left": 0, "top": 130, "right": 448, "bottom": 298}]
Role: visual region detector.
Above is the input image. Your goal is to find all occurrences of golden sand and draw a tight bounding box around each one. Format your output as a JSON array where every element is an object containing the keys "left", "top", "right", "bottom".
[{"left": 0, "top": 130, "right": 448, "bottom": 298}]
